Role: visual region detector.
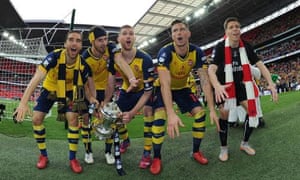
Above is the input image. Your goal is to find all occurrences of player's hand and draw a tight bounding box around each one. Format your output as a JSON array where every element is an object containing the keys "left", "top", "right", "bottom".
[
  {"left": 94, "top": 107, "right": 102, "bottom": 119},
  {"left": 122, "top": 111, "right": 134, "bottom": 124},
  {"left": 13, "top": 103, "right": 31, "bottom": 123},
  {"left": 126, "top": 78, "right": 139, "bottom": 93},
  {"left": 167, "top": 113, "right": 184, "bottom": 139},
  {"left": 267, "top": 84, "right": 278, "bottom": 103},
  {"left": 214, "top": 84, "right": 231, "bottom": 103},
  {"left": 89, "top": 97, "right": 99, "bottom": 107}
]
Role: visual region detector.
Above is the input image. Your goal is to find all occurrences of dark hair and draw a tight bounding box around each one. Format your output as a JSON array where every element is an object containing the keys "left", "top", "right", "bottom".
[
  {"left": 65, "top": 30, "right": 82, "bottom": 42},
  {"left": 223, "top": 17, "right": 239, "bottom": 30},
  {"left": 171, "top": 19, "right": 189, "bottom": 29},
  {"left": 88, "top": 26, "right": 107, "bottom": 42},
  {"left": 89, "top": 26, "right": 106, "bottom": 35}
]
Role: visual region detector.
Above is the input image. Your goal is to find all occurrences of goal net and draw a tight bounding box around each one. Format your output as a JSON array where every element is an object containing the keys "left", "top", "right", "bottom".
[{"left": 0, "top": 37, "right": 50, "bottom": 121}]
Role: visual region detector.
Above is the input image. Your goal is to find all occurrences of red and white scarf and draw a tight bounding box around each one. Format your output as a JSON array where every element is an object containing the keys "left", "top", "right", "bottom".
[{"left": 224, "top": 37, "right": 258, "bottom": 127}]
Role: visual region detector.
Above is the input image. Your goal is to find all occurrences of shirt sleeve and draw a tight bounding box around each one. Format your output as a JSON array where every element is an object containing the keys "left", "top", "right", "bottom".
[
  {"left": 107, "top": 50, "right": 120, "bottom": 76},
  {"left": 80, "top": 58, "right": 92, "bottom": 84},
  {"left": 142, "top": 54, "right": 154, "bottom": 91},
  {"left": 157, "top": 46, "right": 171, "bottom": 70},
  {"left": 39, "top": 51, "right": 59, "bottom": 72},
  {"left": 210, "top": 42, "right": 224, "bottom": 66},
  {"left": 194, "top": 46, "right": 206, "bottom": 69}
]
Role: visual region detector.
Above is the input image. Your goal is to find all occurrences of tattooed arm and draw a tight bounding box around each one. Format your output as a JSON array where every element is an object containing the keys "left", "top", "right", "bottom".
[{"left": 197, "top": 67, "right": 220, "bottom": 131}]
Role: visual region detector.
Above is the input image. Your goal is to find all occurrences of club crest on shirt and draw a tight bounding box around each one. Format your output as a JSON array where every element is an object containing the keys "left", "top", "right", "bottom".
[
  {"left": 158, "top": 52, "right": 166, "bottom": 64},
  {"left": 43, "top": 57, "right": 51, "bottom": 67},
  {"left": 188, "top": 59, "right": 193, "bottom": 66}
]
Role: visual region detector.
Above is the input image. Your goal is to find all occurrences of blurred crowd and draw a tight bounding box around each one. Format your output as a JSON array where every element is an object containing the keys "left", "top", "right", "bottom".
[
  {"left": 259, "top": 57, "right": 300, "bottom": 94},
  {"left": 241, "top": 9, "right": 300, "bottom": 46}
]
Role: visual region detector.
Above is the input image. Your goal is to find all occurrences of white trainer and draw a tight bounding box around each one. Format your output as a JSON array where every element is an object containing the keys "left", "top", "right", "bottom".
[
  {"left": 84, "top": 153, "right": 94, "bottom": 164},
  {"left": 219, "top": 146, "right": 229, "bottom": 162},
  {"left": 240, "top": 141, "right": 256, "bottom": 155},
  {"left": 105, "top": 153, "right": 115, "bottom": 165}
]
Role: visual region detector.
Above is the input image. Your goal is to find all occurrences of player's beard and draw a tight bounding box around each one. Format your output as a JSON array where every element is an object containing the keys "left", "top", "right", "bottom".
[{"left": 95, "top": 45, "right": 106, "bottom": 55}]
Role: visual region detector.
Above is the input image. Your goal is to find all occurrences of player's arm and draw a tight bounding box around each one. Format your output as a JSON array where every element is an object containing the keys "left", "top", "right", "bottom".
[
  {"left": 14, "top": 68, "right": 46, "bottom": 122},
  {"left": 208, "top": 63, "right": 229, "bottom": 103},
  {"left": 158, "top": 67, "right": 184, "bottom": 138},
  {"left": 103, "top": 73, "right": 116, "bottom": 105},
  {"left": 198, "top": 68, "right": 214, "bottom": 110},
  {"left": 256, "top": 61, "right": 278, "bottom": 102},
  {"left": 122, "top": 89, "right": 152, "bottom": 124},
  {"left": 84, "top": 78, "right": 98, "bottom": 106},
  {"left": 87, "top": 77, "right": 96, "bottom": 98},
  {"left": 128, "top": 60, "right": 154, "bottom": 117},
  {"left": 84, "top": 65, "right": 96, "bottom": 102},
  {"left": 208, "top": 44, "right": 229, "bottom": 103},
  {"left": 104, "top": 51, "right": 117, "bottom": 106},
  {"left": 158, "top": 67, "right": 174, "bottom": 115},
  {"left": 114, "top": 53, "right": 138, "bottom": 91},
  {"left": 81, "top": 61, "right": 97, "bottom": 105},
  {"left": 122, "top": 57, "right": 154, "bottom": 123},
  {"left": 197, "top": 67, "right": 220, "bottom": 131}
]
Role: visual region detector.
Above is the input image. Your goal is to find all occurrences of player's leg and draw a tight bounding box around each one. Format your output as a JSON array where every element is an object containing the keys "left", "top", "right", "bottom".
[
  {"left": 174, "top": 88, "right": 208, "bottom": 164},
  {"left": 150, "top": 107, "right": 166, "bottom": 175},
  {"left": 240, "top": 101, "right": 256, "bottom": 156},
  {"left": 104, "top": 138, "right": 115, "bottom": 164},
  {"left": 66, "top": 111, "right": 82, "bottom": 173},
  {"left": 149, "top": 88, "right": 166, "bottom": 175},
  {"left": 32, "top": 88, "right": 55, "bottom": 169},
  {"left": 32, "top": 111, "right": 49, "bottom": 169},
  {"left": 81, "top": 112, "right": 94, "bottom": 164},
  {"left": 218, "top": 105, "right": 230, "bottom": 161},
  {"left": 190, "top": 106, "right": 208, "bottom": 164},
  {"left": 116, "top": 90, "right": 136, "bottom": 153},
  {"left": 139, "top": 105, "right": 153, "bottom": 169}
]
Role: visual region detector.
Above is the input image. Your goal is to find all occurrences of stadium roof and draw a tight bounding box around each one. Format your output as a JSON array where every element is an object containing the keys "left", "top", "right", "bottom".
[{"left": 0, "top": 0, "right": 298, "bottom": 57}]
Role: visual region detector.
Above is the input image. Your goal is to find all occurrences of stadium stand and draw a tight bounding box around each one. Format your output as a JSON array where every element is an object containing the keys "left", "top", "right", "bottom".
[{"left": 202, "top": 8, "right": 300, "bottom": 93}]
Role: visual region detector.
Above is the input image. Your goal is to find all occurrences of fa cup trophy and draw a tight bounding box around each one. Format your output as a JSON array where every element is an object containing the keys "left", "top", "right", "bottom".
[{"left": 92, "top": 96, "right": 126, "bottom": 176}]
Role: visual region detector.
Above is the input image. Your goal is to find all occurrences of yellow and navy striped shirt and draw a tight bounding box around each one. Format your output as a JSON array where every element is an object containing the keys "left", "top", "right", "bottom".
[
  {"left": 156, "top": 42, "right": 207, "bottom": 90},
  {"left": 39, "top": 49, "right": 91, "bottom": 92},
  {"left": 81, "top": 43, "right": 116, "bottom": 90},
  {"left": 108, "top": 49, "right": 154, "bottom": 92}
]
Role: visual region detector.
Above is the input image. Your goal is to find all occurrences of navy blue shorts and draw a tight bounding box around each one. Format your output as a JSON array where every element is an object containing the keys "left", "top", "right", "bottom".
[
  {"left": 33, "top": 88, "right": 56, "bottom": 113},
  {"left": 96, "top": 90, "right": 105, "bottom": 102},
  {"left": 153, "top": 87, "right": 201, "bottom": 114},
  {"left": 117, "top": 89, "right": 144, "bottom": 112},
  {"left": 34, "top": 88, "right": 87, "bottom": 113}
]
